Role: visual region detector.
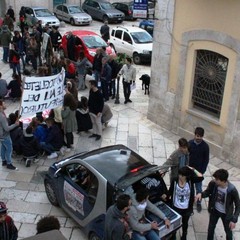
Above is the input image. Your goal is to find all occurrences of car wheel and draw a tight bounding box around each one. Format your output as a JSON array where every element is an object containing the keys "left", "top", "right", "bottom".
[
  {"left": 103, "top": 15, "right": 109, "bottom": 23},
  {"left": 59, "top": 48, "right": 65, "bottom": 58},
  {"left": 133, "top": 53, "right": 141, "bottom": 65},
  {"left": 44, "top": 180, "right": 59, "bottom": 206},
  {"left": 70, "top": 18, "right": 75, "bottom": 26},
  {"left": 89, "top": 232, "right": 101, "bottom": 240}
]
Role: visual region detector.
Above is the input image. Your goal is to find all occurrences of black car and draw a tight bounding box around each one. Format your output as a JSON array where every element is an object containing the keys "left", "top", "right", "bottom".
[
  {"left": 112, "top": 1, "right": 137, "bottom": 21},
  {"left": 44, "top": 145, "right": 182, "bottom": 240}
]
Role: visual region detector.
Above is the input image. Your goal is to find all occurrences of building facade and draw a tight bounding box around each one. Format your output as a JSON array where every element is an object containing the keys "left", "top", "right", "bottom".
[{"left": 148, "top": 0, "right": 240, "bottom": 167}]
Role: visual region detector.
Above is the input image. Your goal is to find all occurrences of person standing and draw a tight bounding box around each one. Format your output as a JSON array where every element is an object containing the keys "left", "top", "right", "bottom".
[
  {"left": 9, "top": 43, "right": 21, "bottom": 76},
  {"left": 118, "top": 57, "right": 136, "bottom": 104},
  {"left": 49, "top": 26, "right": 62, "bottom": 52},
  {"left": 0, "top": 100, "right": 19, "bottom": 170},
  {"left": 61, "top": 93, "right": 78, "bottom": 152},
  {"left": 189, "top": 127, "right": 209, "bottom": 212},
  {"left": 161, "top": 138, "right": 189, "bottom": 183},
  {"left": 7, "top": 6, "right": 15, "bottom": 22},
  {"left": 100, "top": 21, "right": 110, "bottom": 42},
  {"left": 0, "top": 73, "right": 8, "bottom": 99},
  {"left": 0, "top": 25, "right": 12, "bottom": 63},
  {"left": 88, "top": 80, "right": 104, "bottom": 141},
  {"left": 92, "top": 48, "right": 104, "bottom": 83},
  {"left": 3, "top": 14, "right": 14, "bottom": 31},
  {"left": 101, "top": 56, "right": 112, "bottom": 101},
  {"left": 168, "top": 166, "right": 203, "bottom": 240},
  {"left": 105, "top": 194, "right": 132, "bottom": 240},
  {"left": 195, "top": 169, "right": 240, "bottom": 240}
]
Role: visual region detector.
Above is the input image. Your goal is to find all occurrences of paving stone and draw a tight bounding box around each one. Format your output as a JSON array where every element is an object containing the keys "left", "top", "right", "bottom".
[
  {"left": 116, "top": 131, "right": 128, "bottom": 141},
  {"left": 0, "top": 188, "right": 28, "bottom": 201},
  {"left": 70, "top": 227, "right": 87, "bottom": 240},
  {"left": 10, "top": 212, "right": 37, "bottom": 224},
  {"left": 128, "top": 136, "right": 138, "bottom": 151},
  {"left": 128, "top": 123, "right": 139, "bottom": 136},
  {"left": 217, "top": 161, "right": 234, "bottom": 170},
  {"left": 138, "top": 147, "right": 153, "bottom": 163},
  {"left": 65, "top": 217, "right": 79, "bottom": 228},
  {"left": 153, "top": 139, "right": 166, "bottom": 158},
  {"left": 14, "top": 182, "right": 37, "bottom": 191},
  {"left": 18, "top": 223, "right": 37, "bottom": 238},
  {"left": 0, "top": 170, "right": 9, "bottom": 180},
  {"left": 6, "top": 172, "right": 33, "bottom": 182},
  {"left": 103, "top": 127, "right": 116, "bottom": 139},
  {"left": 50, "top": 206, "right": 68, "bottom": 217},
  {"left": 0, "top": 180, "right": 16, "bottom": 188},
  {"left": 25, "top": 191, "right": 49, "bottom": 203},
  {"left": 61, "top": 227, "right": 73, "bottom": 239}
]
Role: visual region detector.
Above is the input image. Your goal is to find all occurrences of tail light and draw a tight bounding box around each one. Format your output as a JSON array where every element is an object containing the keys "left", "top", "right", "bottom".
[{"left": 128, "top": 10, "right": 132, "bottom": 15}]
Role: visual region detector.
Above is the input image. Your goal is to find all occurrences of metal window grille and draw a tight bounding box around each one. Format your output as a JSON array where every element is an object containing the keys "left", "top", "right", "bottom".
[{"left": 192, "top": 50, "right": 228, "bottom": 118}]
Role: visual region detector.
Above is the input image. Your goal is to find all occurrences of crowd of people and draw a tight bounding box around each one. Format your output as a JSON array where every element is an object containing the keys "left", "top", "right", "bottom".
[{"left": 105, "top": 127, "right": 240, "bottom": 240}]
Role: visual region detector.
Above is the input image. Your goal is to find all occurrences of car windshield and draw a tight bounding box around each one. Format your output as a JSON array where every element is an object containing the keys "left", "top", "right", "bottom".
[
  {"left": 130, "top": 32, "right": 152, "bottom": 43},
  {"left": 100, "top": 2, "right": 114, "bottom": 10},
  {"left": 83, "top": 35, "right": 108, "bottom": 48},
  {"left": 35, "top": 9, "right": 53, "bottom": 17},
  {"left": 68, "top": 6, "right": 84, "bottom": 14}
]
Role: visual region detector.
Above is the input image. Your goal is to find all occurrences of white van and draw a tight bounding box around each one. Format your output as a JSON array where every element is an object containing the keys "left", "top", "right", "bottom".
[{"left": 109, "top": 26, "right": 153, "bottom": 64}]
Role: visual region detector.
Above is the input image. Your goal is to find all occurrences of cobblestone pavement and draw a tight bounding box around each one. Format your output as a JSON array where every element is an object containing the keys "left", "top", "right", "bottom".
[{"left": 0, "top": 21, "right": 240, "bottom": 240}]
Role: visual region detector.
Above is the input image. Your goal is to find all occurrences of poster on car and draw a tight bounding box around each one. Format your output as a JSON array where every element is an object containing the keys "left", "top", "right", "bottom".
[
  {"left": 19, "top": 68, "right": 65, "bottom": 118},
  {"left": 133, "top": 0, "right": 148, "bottom": 19}
]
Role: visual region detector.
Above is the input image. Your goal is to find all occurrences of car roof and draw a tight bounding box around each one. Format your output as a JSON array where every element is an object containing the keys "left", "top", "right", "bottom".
[
  {"left": 56, "top": 145, "right": 160, "bottom": 188},
  {"left": 65, "top": 30, "right": 98, "bottom": 37},
  {"left": 113, "top": 26, "right": 148, "bottom": 33},
  {"left": 29, "top": 7, "right": 50, "bottom": 10}
]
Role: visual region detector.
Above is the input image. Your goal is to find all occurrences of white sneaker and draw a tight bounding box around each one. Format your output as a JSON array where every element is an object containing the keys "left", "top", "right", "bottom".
[
  {"left": 47, "top": 152, "right": 58, "bottom": 159},
  {"left": 65, "top": 148, "right": 71, "bottom": 152}
]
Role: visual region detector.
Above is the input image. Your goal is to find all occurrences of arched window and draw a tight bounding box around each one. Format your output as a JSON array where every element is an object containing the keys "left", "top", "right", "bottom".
[{"left": 192, "top": 50, "right": 228, "bottom": 117}]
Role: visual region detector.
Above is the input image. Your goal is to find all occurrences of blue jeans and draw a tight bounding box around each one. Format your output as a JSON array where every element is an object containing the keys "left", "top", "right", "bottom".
[
  {"left": 207, "top": 208, "right": 232, "bottom": 240},
  {"left": 195, "top": 181, "right": 202, "bottom": 204},
  {"left": 132, "top": 230, "right": 160, "bottom": 240},
  {"left": 3, "top": 46, "right": 9, "bottom": 62},
  {"left": 40, "top": 142, "right": 56, "bottom": 154},
  {"left": 1, "top": 136, "right": 13, "bottom": 164}
]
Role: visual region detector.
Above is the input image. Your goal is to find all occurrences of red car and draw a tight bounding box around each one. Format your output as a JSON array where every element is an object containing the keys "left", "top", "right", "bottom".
[{"left": 59, "top": 30, "right": 115, "bottom": 63}]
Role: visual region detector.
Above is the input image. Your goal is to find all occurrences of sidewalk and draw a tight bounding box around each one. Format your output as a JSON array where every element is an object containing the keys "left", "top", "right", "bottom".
[{"left": 0, "top": 44, "right": 240, "bottom": 240}]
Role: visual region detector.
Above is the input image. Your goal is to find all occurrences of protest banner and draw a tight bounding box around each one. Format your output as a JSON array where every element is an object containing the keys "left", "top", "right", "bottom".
[{"left": 19, "top": 69, "right": 65, "bottom": 118}]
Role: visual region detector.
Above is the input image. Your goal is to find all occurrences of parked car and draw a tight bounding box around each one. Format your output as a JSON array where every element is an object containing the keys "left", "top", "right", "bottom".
[
  {"left": 59, "top": 30, "right": 115, "bottom": 63},
  {"left": 54, "top": 4, "right": 92, "bottom": 26},
  {"left": 109, "top": 26, "right": 152, "bottom": 64},
  {"left": 82, "top": 0, "right": 125, "bottom": 23},
  {"left": 24, "top": 7, "right": 60, "bottom": 27},
  {"left": 112, "top": 1, "right": 137, "bottom": 21},
  {"left": 44, "top": 145, "right": 182, "bottom": 240},
  {"left": 139, "top": 19, "right": 154, "bottom": 36}
]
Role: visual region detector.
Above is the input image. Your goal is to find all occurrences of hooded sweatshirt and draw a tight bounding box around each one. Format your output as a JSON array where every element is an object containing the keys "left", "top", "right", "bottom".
[
  {"left": 104, "top": 204, "right": 130, "bottom": 240},
  {"left": 128, "top": 194, "right": 166, "bottom": 233}
]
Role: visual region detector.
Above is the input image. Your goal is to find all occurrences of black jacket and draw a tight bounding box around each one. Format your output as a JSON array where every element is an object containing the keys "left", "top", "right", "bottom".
[
  {"left": 168, "top": 174, "right": 204, "bottom": 214},
  {"left": 20, "top": 134, "right": 40, "bottom": 157},
  {"left": 88, "top": 89, "right": 104, "bottom": 115},
  {"left": 45, "top": 125, "right": 64, "bottom": 150},
  {"left": 202, "top": 180, "right": 240, "bottom": 223}
]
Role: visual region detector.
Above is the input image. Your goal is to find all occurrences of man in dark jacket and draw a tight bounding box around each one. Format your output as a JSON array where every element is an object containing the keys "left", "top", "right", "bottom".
[
  {"left": 105, "top": 194, "right": 132, "bottom": 240},
  {"left": 40, "top": 117, "right": 64, "bottom": 159},
  {"left": 88, "top": 80, "right": 104, "bottom": 141},
  {"left": 189, "top": 127, "right": 209, "bottom": 212},
  {"left": 101, "top": 56, "right": 112, "bottom": 101},
  {"left": 196, "top": 169, "right": 240, "bottom": 240},
  {"left": 100, "top": 21, "right": 110, "bottom": 42}
]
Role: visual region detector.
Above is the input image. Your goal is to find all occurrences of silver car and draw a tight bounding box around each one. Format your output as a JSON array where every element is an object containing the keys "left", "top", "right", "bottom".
[
  {"left": 82, "top": 0, "right": 125, "bottom": 23},
  {"left": 24, "top": 7, "right": 60, "bottom": 27},
  {"left": 54, "top": 4, "right": 92, "bottom": 26}
]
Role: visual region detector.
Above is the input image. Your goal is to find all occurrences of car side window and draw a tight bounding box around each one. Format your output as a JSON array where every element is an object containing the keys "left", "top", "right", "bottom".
[
  {"left": 63, "top": 6, "right": 68, "bottom": 13},
  {"left": 56, "top": 5, "right": 61, "bottom": 11},
  {"left": 94, "top": 2, "right": 100, "bottom": 9},
  {"left": 123, "top": 32, "right": 132, "bottom": 44},
  {"left": 115, "top": 30, "right": 122, "bottom": 39}
]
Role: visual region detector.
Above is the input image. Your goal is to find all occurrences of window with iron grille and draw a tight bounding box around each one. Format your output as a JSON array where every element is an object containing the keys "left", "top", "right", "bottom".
[{"left": 192, "top": 50, "right": 228, "bottom": 118}]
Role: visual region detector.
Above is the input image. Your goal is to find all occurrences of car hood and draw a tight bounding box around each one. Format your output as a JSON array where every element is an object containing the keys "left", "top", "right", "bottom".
[
  {"left": 37, "top": 16, "right": 59, "bottom": 22},
  {"left": 136, "top": 42, "right": 153, "bottom": 51},
  {"left": 71, "top": 13, "right": 92, "bottom": 19},
  {"left": 104, "top": 9, "right": 124, "bottom": 15}
]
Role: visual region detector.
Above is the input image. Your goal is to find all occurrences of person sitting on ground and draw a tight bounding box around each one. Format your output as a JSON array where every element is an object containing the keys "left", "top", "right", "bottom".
[
  {"left": 7, "top": 73, "right": 22, "bottom": 100},
  {"left": 31, "top": 116, "right": 48, "bottom": 143},
  {"left": 0, "top": 201, "right": 18, "bottom": 240},
  {"left": 20, "top": 125, "right": 41, "bottom": 166},
  {"left": 101, "top": 103, "right": 113, "bottom": 127},
  {"left": 0, "top": 72, "right": 8, "bottom": 99},
  {"left": 40, "top": 117, "right": 64, "bottom": 159},
  {"left": 76, "top": 96, "right": 92, "bottom": 133},
  {"left": 36, "top": 215, "right": 60, "bottom": 234},
  {"left": 8, "top": 112, "right": 23, "bottom": 155}
]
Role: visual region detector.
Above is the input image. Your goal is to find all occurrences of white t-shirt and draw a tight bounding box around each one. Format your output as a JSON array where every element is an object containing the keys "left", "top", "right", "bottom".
[
  {"left": 215, "top": 186, "right": 227, "bottom": 213},
  {"left": 174, "top": 182, "right": 190, "bottom": 209}
]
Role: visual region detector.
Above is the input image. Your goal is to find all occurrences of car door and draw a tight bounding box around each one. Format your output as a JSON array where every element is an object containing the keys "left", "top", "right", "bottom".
[
  {"left": 91, "top": 1, "right": 102, "bottom": 20},
  {"left": 55, "top": 5, "right": 63, "bottom": 20},
  {"left": 62, "top": 5, "right": 69, "bottom": 22},
  {"left": 111, "top": 29, "right": 123, "bottom": 53},
  {"left": 57, "top": 162, "right": 101, "bottom": 225}
]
